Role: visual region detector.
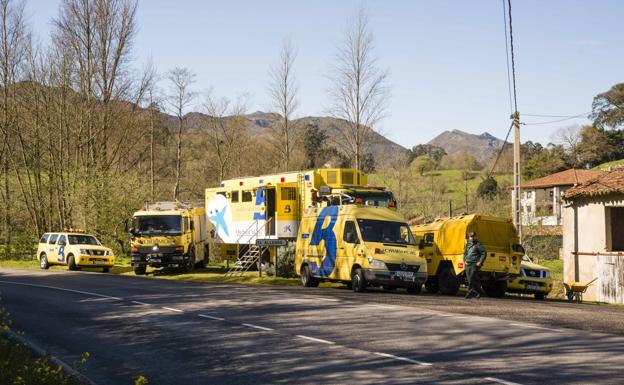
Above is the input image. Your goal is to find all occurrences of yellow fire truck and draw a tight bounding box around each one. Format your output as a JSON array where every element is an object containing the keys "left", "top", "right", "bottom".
[
  {"left": 128, "top": 201, "right": 209, "bottom": 275},
  {"left": 205, "top": 168, "right": 396, "bottom": 270},
  {"left": 411, "top": 214, "right": 523, "bottom": 297}
]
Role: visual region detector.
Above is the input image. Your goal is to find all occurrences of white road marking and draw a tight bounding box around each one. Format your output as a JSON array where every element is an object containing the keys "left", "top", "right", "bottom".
[
  {"left": 131, "top": 300, "right": 150, "bottom": 306},
  {"left": 315, "top": 297, "right": 340, "bottom": 302},
  {"left": 374, "top": 352, "right": 433, "bottom": 366},
  {"left": 242, "top": 323, "right": 274, "bottom": 331},
  {"left": 0, "top": 280, "right": 122, "bottom": 300},
  {"left": 484, "top": 377, "right": 523, "bottom": 385},
  {"left": 162, "top": 306, "right": 183, "bottom": 313},
  {"left": 510, "top": 323, "right": 562, "bottom": 332},
  {"left": 198, "top": 314, "right": 224, "bottom": 321},
  {"left": 296, "top": 335, "right": 336, "bottom": 345}
]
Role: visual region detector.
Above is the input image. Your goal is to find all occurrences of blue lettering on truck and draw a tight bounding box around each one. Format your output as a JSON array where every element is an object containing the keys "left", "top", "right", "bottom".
[{"left": 308, "top": 206, "right": 339, "bottom": 277}]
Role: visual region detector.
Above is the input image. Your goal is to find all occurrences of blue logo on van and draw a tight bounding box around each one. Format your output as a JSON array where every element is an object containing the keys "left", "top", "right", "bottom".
[
  {"left": 253, "top": 187, "right": 266, "bottom": 220},
  {"left": 308, "top": 206, "right": 339, "bottom": 277}
]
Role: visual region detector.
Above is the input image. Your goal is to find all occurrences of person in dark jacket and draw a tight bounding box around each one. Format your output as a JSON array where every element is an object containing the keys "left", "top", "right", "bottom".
[{"left": 463, "top": 231, "right": 487, "bottom": 299}]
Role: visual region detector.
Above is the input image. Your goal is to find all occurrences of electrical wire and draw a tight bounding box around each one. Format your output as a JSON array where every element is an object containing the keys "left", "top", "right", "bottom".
[
  {"left": 521, "top": 112, "right": 591, "bottom": 126},
  {"left": 502, "top": 0, "right": 513, "bottom": 115},
  {"left": 487, "top": 121, "right": 514, "bottom": 179},
  {"left": 522, "top": 112, "right": 591, "bottom": 118}
]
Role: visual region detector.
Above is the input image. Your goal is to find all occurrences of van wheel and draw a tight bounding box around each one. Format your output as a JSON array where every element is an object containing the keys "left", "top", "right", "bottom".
[
  {"left": 407, "top": 283, "right": 422, "bottom": 294},
  {"left": 484, "top": 280, "right": 507, "bottom": 298},
  {"left": 425, "top": 279, "right": 439, "bottom": 293},
  {"left": 39, "top": 253, "right": 49, "bottom": 270},
  {"left": 351, "top": 268, "right": 367, "bottom": 293},
  {"left": 134, "top": 265, "right": 147, "bottom": 275},
  {"left": 300, "top": 265, "right": 319, "bottom": 287},
  {"left": 438, "top": 266, "right": 459, "bottom": 295},
  {"left": 67, "top": 255, "right": 78, "bottom": 271}
]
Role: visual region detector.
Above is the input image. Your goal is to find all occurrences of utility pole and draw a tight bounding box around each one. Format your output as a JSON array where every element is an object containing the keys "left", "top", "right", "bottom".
[{"left": 512, "top": 111, "right": 522, "bottom": 240}]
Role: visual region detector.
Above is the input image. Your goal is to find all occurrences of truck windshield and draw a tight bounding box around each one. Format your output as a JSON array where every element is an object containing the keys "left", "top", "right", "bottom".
[
  {"left": 357, "top": 219, "right": 416, "bottom": 245},
  {"left": 133, "top": 215, "right": 182, "bottom": 235},
  {"left": 68, "top": 235, "right": 100, "bottom": 245}
]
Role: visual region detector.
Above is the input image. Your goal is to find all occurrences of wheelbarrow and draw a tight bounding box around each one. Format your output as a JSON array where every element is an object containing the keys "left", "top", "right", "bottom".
[{"left": 563, "top": 277, "right": 598, "bottom": 302}]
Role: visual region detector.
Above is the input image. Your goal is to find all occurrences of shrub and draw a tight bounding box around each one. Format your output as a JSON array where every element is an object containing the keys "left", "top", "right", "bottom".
[{"left": 275, "top": 242, "right": 296, "bottom": 278}]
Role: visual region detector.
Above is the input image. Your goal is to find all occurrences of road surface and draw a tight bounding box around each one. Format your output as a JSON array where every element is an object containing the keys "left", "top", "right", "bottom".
[{"left": 1, "top": 268, "right": 623, "bottom": 385}]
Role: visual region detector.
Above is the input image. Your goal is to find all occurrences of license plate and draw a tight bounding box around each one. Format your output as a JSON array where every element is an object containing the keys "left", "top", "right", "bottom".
[
  {"left": 148, "top": 258, "right": 161, "bottom": 263},
  {"left": 394, "top": 271, "right": 415, "bottom": 281},
  {"left": 525, "top": 284, "right": 540, "bottom": 291}
]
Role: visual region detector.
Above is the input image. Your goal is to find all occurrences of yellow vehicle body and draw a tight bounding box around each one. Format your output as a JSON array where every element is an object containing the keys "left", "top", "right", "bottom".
[
  {"left": 37, "top": 232, "right": 115, "bottom": 272},
  {"left": 205, "top": 168, "right": 395, "bottom": 263},
  {"left": 507, "top": 256, "right": 553, "bottom": 299},
  {"left": 296, "top": 204, "right": 427, "bottom": 293},
  {"left": 411, "top": 214, "right": 523, "bottom": 297},
  {"left": 129, "top": 202, "right": 209, "bottom": 275}
]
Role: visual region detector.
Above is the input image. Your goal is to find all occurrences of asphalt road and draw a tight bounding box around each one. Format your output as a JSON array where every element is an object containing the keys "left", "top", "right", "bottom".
[{"left": 1, "top": 268, "right": 624, "bottom": 385}]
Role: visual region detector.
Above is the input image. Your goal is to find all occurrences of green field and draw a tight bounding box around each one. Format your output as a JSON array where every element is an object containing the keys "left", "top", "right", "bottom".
[{"left": 594, "top": 158, "right": 624, "bottom": 170}]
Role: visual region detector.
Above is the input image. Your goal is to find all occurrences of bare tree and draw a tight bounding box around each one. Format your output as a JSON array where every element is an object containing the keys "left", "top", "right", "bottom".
[
  {"left": 552, "top": 125, "right": 581, "bottom": 166},
  {"left": 166, "top": 66, "right": 196, "bottom": 200},
  {"left": 0, "top": 0, "right": 28, "bottom": 254},
  {"left": 267, "top": 38, "right": 298, "bottom": 171},
  {"left": 203, "top": 91, "right": 248, "bottom": 182},
  {"left": 327, "top": 6, "right": 389, "bottom": 170}
]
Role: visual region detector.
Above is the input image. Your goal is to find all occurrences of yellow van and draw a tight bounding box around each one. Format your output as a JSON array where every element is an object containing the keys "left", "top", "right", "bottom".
[
  {"left": 296, "top": 204, "right": 427, "bottom": 293},
  {"left": 37, "top": 232, "right": 115, "bottom": 272}
]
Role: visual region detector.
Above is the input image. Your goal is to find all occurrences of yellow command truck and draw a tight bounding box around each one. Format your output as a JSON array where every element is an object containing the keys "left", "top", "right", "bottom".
[
  {"left": 128, "top": 202, "right": 209, "bottom": 275},
  {"left": 296, "top": 204, "right": 427, "bottom": 293},
  {"left": 411, "top": 215, "right": 523, "bottom": 298}
]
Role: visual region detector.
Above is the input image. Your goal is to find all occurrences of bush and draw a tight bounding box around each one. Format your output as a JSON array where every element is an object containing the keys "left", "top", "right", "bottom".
[{"left": 275, "top": 242, "right": 296, "bottom": 278}]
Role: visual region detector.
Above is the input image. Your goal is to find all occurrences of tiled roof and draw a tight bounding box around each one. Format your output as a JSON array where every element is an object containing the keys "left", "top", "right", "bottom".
[
  {"left": 521, "top": 168, "right": 603, "bottom": 189},
  {"left": 564, "top": 166, "right": 624, "bottom": 199}
]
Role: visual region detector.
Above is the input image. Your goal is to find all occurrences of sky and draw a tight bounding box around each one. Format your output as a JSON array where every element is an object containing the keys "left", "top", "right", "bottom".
[{"left": 27, "top": 0, "right": 624, "bottom": 148}]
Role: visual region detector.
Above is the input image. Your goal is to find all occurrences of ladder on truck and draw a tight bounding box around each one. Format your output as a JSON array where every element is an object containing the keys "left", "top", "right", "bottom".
[{"left": 225, "top": 217, "right": 274, "bottom": 277}]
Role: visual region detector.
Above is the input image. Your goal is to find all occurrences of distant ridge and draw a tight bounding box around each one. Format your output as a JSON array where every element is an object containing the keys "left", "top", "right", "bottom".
[{"left": 427, "top": 129, "right": 506, "bottom": 165}]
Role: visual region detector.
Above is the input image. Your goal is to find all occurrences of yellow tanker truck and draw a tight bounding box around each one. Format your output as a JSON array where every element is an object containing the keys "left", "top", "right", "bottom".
[
  {"left": 128, "top": 201, "right": 209, "bottom": 275},
  {"left": 411, "top": 214, "right": 523, "bottom": 298}
]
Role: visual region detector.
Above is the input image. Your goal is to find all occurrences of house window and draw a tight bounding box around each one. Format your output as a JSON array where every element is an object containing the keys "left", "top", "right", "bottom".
[{"left": 609, "top": 207, "right": 624, "bottom": 252}]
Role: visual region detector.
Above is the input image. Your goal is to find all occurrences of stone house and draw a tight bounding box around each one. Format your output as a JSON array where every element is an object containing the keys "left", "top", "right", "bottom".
[
  {"left": 561, "top": 167, "right": 624, "bottom": 304},
  {"left": 518, "top": 169, "right": 602, "bottom": 226}
]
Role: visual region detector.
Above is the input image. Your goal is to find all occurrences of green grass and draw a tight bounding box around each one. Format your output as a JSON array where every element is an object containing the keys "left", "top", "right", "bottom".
[
  {"left": 594, "top": 158, "right": 624, "bottom": 170},
  {"left": 539, "top": 259, "right": 564, "bottom": 299}
]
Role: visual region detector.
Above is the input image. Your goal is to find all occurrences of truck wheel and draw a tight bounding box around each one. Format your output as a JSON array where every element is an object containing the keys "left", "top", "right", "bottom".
[
  {"left": 534, "top": 293, "right": 545, "bottom": 300},
  {"left": 134, "top": 265, "right": 147, "bottom": 275},
  {"left": 484, "top": 280, "right": 507, "bottom": 298},
  {"left": 39, "top": 253, "right": 49, "bottom": 270},
  {"left": 67, "top": 255, "right": 79, "bottom": 271},
  {"left": 407, "top": 283, "right": 422, "bottom": 295},
  {"left": 181, "top": 248, "right": 195, "bottom": 273},
  {"left": 438, "top": 266, "right": 459, "bottom": 295},
  {"left": 425, "top": 279, "right": 439, "bottom": 293},
  {"left": 300, "top": 265, "right": 319, "bottom": 287},
  {"left": 351, "top": 268, "right": 367, "bottom": 293}
]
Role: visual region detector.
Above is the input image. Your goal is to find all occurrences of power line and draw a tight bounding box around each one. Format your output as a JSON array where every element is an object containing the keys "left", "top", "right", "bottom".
[
  {"left": 502, "top": 0, "right": 513, "bottom": 115},
  {"left": 487, "top": 120, "right": 514, "bottom": 179},
  {"left": 523, "top": 112, "right": 591, "bottom": 118},
  {"left": 521, "top": 112, "right": 591, "bottom": 126},
  {"left": 507, "top": 0, "right": 518, "bottom": 113}
]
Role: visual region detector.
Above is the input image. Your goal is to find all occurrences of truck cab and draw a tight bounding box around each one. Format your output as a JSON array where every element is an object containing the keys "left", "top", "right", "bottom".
[
  {"left": 296, "top": 203, "right": 427, "bottom": 293},
  {"left": 129, "top": 202, "right": 209, "bottom": 275}
]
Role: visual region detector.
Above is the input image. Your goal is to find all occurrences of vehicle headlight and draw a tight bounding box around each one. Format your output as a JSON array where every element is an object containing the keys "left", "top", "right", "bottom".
[
  {"left": 80, "top": 249, "right": 90, "bottom": 255},
  {"left": 368, "top": 258, "right": 387, "bottom": 270},
  {"left": 543, "top": 270, "right": 550, "bottom": 279}
]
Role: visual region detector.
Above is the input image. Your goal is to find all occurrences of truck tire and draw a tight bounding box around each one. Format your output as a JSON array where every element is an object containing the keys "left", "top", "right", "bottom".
[
  {"left": 67, "top": 255, "right": 79, "bottom": 271},
  {"left": 438, "top": 266, "right": 460, "bottom": 295},
  {"left": 300, "top": 265, "right": 319, "bottom": 287},
  {"left": 484, "top": 280, "right": 507, "bottom": 298},
  {"left": 425, "top": 279, "right": 439, "bottom": 293},
  {"left": 407, "top": 283, "right": 422, "bottom": 295},
  {"left": 39, "top": 253, "right": 49, "bottom": 270},
  {"left": 134, "top": 265, "right": 147, "bottom": 275},
  {"left": 351, "top": 268, "right": 367, "bottom": 293},
  {"left": 181, "top": 247, "right": 195, "bottom": 273}
]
